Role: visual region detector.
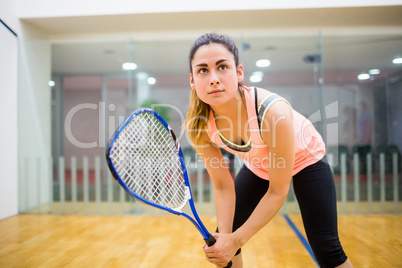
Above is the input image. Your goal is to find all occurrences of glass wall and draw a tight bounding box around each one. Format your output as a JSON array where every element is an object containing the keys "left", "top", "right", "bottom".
[
  {"left": 18, "top": 32, "right": 402, "bottom": 215},
  {"left": 321, "top": 35, "right": 402, "bottom": 213}
]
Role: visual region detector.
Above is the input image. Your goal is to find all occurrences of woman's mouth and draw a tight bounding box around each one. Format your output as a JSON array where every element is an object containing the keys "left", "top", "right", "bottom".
[{"left": 209, "top": 89, "right": 224, "bottom": 94}]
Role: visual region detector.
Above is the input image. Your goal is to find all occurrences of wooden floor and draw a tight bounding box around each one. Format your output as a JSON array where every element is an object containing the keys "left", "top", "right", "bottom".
[{"left": 0, "top": 214, "right": 401, "bottom": 268}]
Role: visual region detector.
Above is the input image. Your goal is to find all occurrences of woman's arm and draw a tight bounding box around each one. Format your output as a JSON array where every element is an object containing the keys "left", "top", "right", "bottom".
[
  {"left": 204, "top": 100, "right": 295, "bottom": 266},
  {"left": 233, "top": 100, "right": 295, "bottom": 247},
  {"left": 195, "top": 133, "right": 236, "bottom": 235}
]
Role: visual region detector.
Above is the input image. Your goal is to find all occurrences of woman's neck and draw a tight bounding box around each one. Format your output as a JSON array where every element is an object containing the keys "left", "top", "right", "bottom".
[{"left": 211, "top": 90, "right": 245, "bottom": 119}]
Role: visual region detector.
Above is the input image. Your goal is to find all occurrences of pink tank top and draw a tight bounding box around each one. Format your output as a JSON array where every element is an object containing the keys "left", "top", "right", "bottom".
[{"left": 206, "top": 87, "right": 326, "bottom": 180}]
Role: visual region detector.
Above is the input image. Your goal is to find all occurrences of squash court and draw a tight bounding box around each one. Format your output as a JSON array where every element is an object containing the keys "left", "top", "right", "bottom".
[{"left": 1, "top": 213, "right": 401, "bottom": 267}]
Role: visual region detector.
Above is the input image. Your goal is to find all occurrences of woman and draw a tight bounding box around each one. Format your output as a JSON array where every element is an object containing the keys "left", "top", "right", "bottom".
[{"left": 185, "top": 33, "right": 353, "bottom": 268}]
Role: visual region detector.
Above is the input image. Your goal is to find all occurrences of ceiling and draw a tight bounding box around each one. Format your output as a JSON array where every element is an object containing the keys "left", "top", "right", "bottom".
[{"left": 22, "top": 6, "right": 402, "bottom": 88}]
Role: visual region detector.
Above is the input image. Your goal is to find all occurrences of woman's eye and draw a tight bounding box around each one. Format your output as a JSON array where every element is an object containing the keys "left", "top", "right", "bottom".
[
  {"left": 198, "top": 68, "right": 208, "bottom": 74},
  {"left": 218, "top": 65, "right": 228, "bottom": 70}
]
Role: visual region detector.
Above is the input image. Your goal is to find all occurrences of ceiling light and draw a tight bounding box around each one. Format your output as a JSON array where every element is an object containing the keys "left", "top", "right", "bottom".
[
  {"left": 256, "top": 59, "right": 271, "bottom": 68},
  {"left": 250, "top": 75, "right": 262, "bottom": 83},
  {"left": 392, "top": 57, "right": 402, "bottom": 64},
  {"left": 358, "top": 73, "right": 370, "bottom": 80},
  {"left": 122, "top": 62, "right": 137, "bottom": 71},
  {"left": 368, "top": 69, "right": 380, "bottom": 75},
  {"left": 250, "top": 71, "right": 264, "bottom": 83},
  {"left": 147, "top": 77, "right": 156, "bottom": 85},
  {"left": 48, "top": 81, "right": 55, "bottom": 87}
]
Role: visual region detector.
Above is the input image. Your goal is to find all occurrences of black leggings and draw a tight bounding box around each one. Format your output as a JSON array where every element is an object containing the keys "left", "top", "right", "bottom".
[{"left": 232, "top": 158, "right": 348, "bottom": 268}]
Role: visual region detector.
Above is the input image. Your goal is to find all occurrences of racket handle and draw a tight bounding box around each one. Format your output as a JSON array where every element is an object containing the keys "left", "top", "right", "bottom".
[
  {"left": 204, "top": 235, "right": 233, "bottom": 268},
  {"left": 204, "top": 234, "right": 216, "bottom": 246}
]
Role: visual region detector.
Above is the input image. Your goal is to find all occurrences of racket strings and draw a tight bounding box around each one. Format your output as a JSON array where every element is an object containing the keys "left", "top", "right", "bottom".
[{"left": 110, "top": 112, "right": 188, "bottom": 211}]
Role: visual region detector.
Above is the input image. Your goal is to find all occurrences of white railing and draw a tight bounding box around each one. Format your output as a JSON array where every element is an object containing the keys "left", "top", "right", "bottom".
[{"left": 19, "top": 152, "right": 400, "bottom": 215}]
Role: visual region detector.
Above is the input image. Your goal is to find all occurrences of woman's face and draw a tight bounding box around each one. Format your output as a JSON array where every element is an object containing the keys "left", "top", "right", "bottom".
[{"left": 190, "top": 43, "right": 243, "bottom": 107}]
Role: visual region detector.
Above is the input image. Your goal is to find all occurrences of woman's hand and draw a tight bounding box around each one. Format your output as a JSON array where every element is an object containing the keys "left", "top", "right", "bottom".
[{"left": 203, "top": 233, "right": 238, "bottom": 267}]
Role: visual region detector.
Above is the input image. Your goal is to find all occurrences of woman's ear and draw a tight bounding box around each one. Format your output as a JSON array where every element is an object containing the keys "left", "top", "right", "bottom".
[
  {"left": 189, "top": 73, "right": 196, "bottom": 90},
  {"left": 237, "top": 65, "right": 244, "bottom": 83}
]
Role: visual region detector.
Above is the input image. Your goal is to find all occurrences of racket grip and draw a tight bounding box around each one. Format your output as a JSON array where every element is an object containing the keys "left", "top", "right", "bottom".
[
  {"left": 204, "top": 235, "right": 233, "bottom": 268},
  {"left": 204, "top": 234, "right": 216, "bottom": 246}
]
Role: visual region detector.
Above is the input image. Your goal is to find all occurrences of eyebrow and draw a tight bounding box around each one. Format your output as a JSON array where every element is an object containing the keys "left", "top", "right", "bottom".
[
  {"left": 194, "top": 59, "right": 229, "bottom": 68},
  {"left": 216, "top": 59, "right": 228, "bottom": 65}
]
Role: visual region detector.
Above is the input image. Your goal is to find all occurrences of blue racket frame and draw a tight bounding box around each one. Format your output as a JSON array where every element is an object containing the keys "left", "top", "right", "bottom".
[{"left": 106, "top": 108, "right": 213, "bottom": 242}]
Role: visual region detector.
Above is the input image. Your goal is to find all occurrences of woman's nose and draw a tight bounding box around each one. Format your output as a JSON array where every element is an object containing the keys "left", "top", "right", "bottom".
[
  {"left": 210, "top": 80, "right": 220, "bottom": 86},
  {"left": 209, "top": 72, "right": 220, "bottom": 86}
]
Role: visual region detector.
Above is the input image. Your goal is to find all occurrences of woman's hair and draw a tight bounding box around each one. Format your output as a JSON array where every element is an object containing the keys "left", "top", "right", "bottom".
[
  {"left": 185, "top": 33, "right": 243, "bottom": 147},
  {"left": 188, "top": 33, "right": 240, "bottom": 74}
]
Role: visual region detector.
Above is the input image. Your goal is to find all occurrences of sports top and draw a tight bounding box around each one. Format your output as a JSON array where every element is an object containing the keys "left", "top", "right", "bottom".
[{"left": 206, "top": 86, "right": 326, "bottom": 180}]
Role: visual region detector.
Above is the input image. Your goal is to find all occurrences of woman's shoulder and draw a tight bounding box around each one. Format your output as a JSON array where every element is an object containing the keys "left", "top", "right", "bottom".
[
  {"left": 253, "top": 87, "right": 279, "bottom": 108},
  {"left": 252, "top": 87, "right": 292, "bottom": 118}
]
